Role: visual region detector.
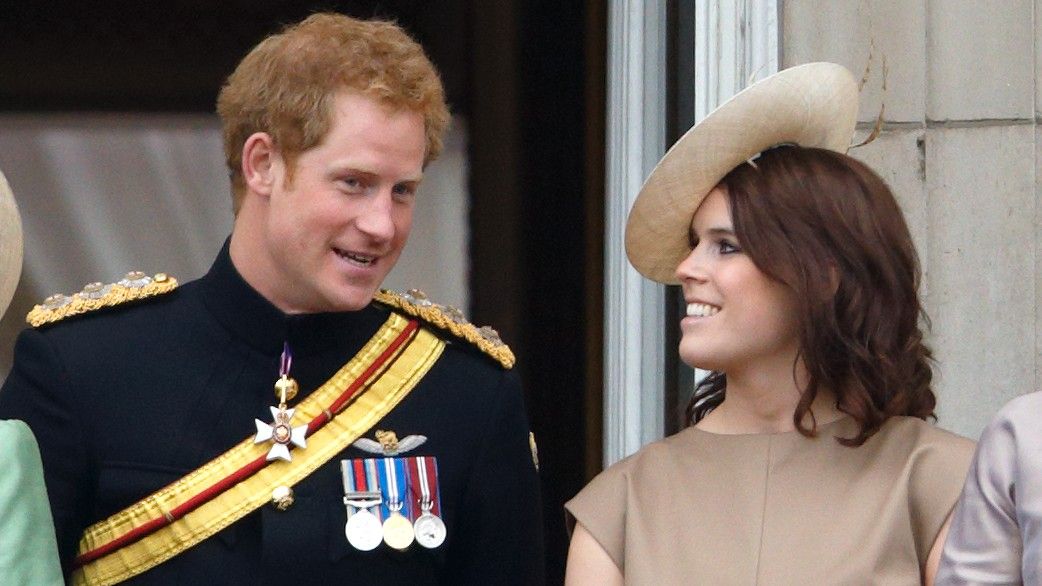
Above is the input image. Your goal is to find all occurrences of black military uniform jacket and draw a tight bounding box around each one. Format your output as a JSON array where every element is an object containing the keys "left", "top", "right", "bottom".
[{"left": 0, "top": 244, "right": 545, "bottom": 584}]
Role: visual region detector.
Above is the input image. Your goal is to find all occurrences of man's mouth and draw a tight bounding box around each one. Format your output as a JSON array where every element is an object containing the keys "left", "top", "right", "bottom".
[{"left": 333, "top": 247, "right": 377, "bottom": 267}]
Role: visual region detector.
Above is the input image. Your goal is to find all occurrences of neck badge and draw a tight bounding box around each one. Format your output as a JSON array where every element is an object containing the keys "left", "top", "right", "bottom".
[{"left": 254, "top": 343, "right": 308, "bottom": 462}]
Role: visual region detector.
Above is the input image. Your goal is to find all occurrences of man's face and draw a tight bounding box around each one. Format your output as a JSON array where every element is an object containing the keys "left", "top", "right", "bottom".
[{"left": 254, "top": 91, "right": 426, "bottom": 313}]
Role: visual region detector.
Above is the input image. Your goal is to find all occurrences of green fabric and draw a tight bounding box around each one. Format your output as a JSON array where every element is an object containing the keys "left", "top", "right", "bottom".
[{"left": 0, "top": 420, "right": 63, "bottom": 585}]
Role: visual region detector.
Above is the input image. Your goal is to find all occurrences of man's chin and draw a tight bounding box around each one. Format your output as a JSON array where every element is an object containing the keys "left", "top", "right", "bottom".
[{"left": 326, "top": 286, "right": 379, "bottom": 313}]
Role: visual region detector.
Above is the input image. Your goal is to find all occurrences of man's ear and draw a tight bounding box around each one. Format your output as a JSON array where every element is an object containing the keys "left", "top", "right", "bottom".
[{"left": 242, "top": 132, "right": 279, "bottom": 197}]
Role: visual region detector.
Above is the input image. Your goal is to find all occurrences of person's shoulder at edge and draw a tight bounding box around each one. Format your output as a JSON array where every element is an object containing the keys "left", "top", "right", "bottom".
[{"left": 989, "top": 390, "right": 1042, "bottom": 430}]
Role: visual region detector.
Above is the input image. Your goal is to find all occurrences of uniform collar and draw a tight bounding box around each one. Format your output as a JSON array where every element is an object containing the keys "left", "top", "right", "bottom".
[{"left": 198, "top": 240, "right": 387, "bottom": 357}]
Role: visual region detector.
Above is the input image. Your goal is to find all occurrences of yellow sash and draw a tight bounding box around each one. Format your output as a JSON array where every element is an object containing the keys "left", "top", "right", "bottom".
[{"left": 73, "top": 313, "right": 444, "bottom": 586}]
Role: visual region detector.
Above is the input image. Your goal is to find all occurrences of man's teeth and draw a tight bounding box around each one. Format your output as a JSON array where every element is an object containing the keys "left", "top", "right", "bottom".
[
  {"left": 686, "top": 303, "right": 719, "bottom": 317},
  {"left": 336, "top": 249, "right": 375, "bottom": 265}
]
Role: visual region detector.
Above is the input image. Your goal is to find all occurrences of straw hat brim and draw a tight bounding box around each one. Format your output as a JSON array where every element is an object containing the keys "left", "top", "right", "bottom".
[
  {"left": 0, "top": 170, "right": 23, "bottom": 319},
  {"left": 624, "top": 62, "right": 859, "bottom": 284}
]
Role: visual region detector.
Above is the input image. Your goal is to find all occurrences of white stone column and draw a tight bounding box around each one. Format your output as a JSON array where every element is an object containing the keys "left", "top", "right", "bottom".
[
  {"left": 695, "top": 0, "right": 780, "bottom": 123},
  {"left": 604, "top": 0, "right": 667, "bottom": 465}
]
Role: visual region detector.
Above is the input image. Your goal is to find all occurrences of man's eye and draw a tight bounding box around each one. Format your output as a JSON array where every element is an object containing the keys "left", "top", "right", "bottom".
[
  {"left": 392, "top": 184, "right": 417, "bottom": 199},
  {"left": 341, "top": 177, "right": 364, "bottom": 191}
]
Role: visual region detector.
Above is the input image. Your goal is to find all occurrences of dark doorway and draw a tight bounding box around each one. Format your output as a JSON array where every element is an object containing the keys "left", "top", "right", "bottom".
[{"left": 469, "top": 2, "right": 606, "bottom": 583}]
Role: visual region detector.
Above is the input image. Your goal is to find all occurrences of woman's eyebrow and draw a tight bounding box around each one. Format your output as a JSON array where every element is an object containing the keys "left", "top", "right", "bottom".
[{"left": 692, "top": 226, "right": 736, "bottom": 238}]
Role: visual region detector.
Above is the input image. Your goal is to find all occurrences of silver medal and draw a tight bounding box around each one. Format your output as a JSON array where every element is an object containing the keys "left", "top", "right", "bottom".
[
  {"left": 411, "top": 456, "right": 447, "bottom": 549},
  {"left": 345, "top": 508, "right": 383, "bottom": 551},
  {"left": 414, "top": 512, "right": 447, "bottom": 548},
  {"left": 341, "top": 459, "right": 384, "bottom": 551}
]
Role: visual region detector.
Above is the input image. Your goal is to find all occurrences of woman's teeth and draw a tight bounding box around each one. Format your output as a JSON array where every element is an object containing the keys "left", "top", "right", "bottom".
[{"left": 686, "top": 303, "right": 719, "bottom": 317}]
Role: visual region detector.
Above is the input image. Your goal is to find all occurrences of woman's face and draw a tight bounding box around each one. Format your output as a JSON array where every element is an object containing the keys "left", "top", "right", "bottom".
[{"left": 675, "top": 187, "right": 801, "bottom": 372}]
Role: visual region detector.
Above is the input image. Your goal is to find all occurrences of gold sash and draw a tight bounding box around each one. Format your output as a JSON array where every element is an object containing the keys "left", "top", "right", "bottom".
[{"left": 73, "top": 313, "right": 444, "bottom": 585}]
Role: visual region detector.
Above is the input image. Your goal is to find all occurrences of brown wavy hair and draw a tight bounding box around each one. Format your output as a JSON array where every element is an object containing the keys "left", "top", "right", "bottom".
[
  {"left": 686, "top": 145, "right": 935, "bottom": 446},
  {"left": 216, "top": 13, "right": 450, "bottom": 214}
]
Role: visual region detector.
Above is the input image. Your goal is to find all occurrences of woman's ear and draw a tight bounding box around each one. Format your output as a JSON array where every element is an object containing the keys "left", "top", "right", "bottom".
[{"left": 241, "top": 132, "right": 279, "bottom": 198}]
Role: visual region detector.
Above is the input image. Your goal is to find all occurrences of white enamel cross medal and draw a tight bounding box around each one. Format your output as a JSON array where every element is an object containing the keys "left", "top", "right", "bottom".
[{"left": 254, "top": 343, "right": 307, "bottom": 462}]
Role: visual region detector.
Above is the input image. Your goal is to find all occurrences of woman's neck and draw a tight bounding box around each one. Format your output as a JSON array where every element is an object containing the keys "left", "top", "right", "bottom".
[{"left": 695, "top": 356, "right": 845, "bottom": 435}]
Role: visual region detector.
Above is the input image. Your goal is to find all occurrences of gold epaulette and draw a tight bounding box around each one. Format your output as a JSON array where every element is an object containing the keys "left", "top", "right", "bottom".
[
  {"left": 27, "top": 271, "right": 178, "bottom": 328},
  {"left": 374, "top": 289, "right": 515, "bottom": 369}
]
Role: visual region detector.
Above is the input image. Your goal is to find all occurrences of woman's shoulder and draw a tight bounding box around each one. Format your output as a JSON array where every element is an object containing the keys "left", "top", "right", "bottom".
[
  {"left": 869, "top": 416, "right": 975, "bottom": 501},
  {"left": 873, "top": 415, "right": 975, "bottom": 459},
  {"left": 605, "top": 427, "right": 714, "bottom": 476},
  {"left": 570, "top": 428, "right": 711, "bottom": 501}
]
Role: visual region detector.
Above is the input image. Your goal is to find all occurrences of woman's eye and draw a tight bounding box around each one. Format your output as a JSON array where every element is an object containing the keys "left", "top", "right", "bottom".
[{"left": 718, "top": 240, "right": 740, "bottom": 254}]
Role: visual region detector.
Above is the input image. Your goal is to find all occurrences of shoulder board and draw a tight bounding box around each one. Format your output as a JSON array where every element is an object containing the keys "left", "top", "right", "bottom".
[
  {"left": 374, "top": 289, "right": 515, "bottom": 369},
  {"left": 26, "top": 271, "right": 178, "bottom": 328}
]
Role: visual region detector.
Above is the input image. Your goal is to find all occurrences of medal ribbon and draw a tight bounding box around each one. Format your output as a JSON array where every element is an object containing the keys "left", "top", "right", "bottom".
[
  {"left": 279, "top": 342, "right": 292, "bottom": 378},
  {"left": 378, "top": 457, "right": 410, "bottom": 519},
  {"left": 340, "top": 461, "right": 355, "bottom": 513},
  {"left": 341, "top": 459, "right": 381, "bottom": 516},
  {"left": 407, "top": 456, "right": 441, "bottom": 517},
  {"left": 365, "top": 459, "right": 383, "bottom": 520}
]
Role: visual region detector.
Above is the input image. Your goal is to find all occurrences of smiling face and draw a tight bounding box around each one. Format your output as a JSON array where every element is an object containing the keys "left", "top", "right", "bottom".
[
  {"left": 675, "top": 187, "right": 801, "bottom": 372},
  {"left": 232, "top": 91, "right": 426, "bottom": 314}
]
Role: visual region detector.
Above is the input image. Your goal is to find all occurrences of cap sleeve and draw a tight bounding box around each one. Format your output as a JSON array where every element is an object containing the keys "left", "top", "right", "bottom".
[
  {"left": 564, "top": 457, "right": 634, "bottom": 571},
  {"left": 907, "top": 425, "right": 976, "bottom": 562}
]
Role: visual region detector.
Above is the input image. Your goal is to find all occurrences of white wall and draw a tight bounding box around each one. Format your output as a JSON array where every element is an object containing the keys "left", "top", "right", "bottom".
[{"left": 0, "top": 113, "right": 469, "bottom": 375}]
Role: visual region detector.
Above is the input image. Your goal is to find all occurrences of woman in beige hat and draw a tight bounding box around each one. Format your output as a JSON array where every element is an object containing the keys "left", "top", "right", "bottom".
[
  {"left": 565, "top": 63, "right": 974, "bottom": 585},
  {"left": 0, "top": 170, "right": 63, "bottom": 584}
]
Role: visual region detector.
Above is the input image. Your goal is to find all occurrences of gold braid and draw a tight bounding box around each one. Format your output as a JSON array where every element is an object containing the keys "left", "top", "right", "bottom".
[
  {"left": 27, "top": 272, "right": 178, "bottom": 328},
  {"left": 373, "top": 289, "right": 515, "bottom": 369}
]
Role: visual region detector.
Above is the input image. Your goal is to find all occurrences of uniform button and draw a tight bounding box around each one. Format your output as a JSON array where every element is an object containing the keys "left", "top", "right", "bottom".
[{"left": 271, "top": 486, "right": 294, "bottom": 511}]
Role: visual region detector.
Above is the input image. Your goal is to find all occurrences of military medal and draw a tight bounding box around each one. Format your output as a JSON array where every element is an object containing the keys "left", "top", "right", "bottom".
[
  {"left": 413, "top": 513, "right": 447, "bottom": 549},
  {"left": 408, "top": 456, "right": 446, "bottom": 548},
  {"left": 379, "top": 457, "right": 414, "bottom": 550},
  {"left": 342, "top": 459, "right": 384, "bottom": 551},
  {"left": 254, "top": 343, "right": 307, "bottom": 462}
]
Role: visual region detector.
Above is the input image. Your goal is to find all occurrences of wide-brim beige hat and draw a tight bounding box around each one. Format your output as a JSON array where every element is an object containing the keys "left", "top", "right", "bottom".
[
  {"left": 625, "top": 61, "right": 859, "bottom": 284},
  {"left": 0, "top": 170, "right": 23, "bottom": 318}
]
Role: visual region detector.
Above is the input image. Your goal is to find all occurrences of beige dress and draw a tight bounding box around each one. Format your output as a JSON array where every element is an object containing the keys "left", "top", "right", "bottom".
[{"left": 566, "top": 416, "right": 974, "bottom": 585}]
